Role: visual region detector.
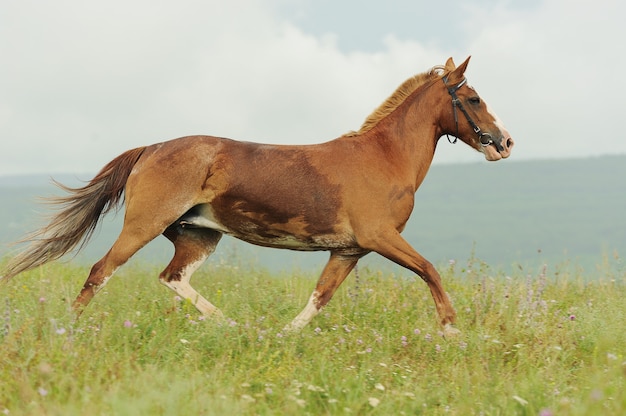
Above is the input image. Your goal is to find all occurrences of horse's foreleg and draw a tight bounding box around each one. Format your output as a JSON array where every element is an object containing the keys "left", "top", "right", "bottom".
[
  {"left": 160, "top": 227, "right": 223, "bottom": 318},
  {"left": 283, "top": 252, "right": 359, "bottom": 332},
  {"left": 360, "top": 229, "right": 460, "bottom": 338}
]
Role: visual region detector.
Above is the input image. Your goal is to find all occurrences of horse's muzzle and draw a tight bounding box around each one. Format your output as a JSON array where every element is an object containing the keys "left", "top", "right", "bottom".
[{"left": 483, "top": 135, "right": 514, "bottom": 161}]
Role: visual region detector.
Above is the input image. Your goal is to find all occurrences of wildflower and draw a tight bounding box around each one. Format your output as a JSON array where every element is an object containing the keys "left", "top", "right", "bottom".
[
  {"left": 241, "top": 394, "right": 255, "bottom": 403},
  {"left": 459, "top": 341, "right": 468, "bottom": 350},
  {"left": 425, "top": 333, "right": 432, "bottom": 342},
  {"left": 38, "top": 387, "right": 48, "bottom": 397},
  {"left": 276, "top": 332, "right": 284, "bottom": 338},
  {"left": 174, "top": 296, "right": 182, "bottom": 302},
  {"left": 607, "top": 352, "right": 617, "bottom": 361},
  {"left": 368, "top": 397, "right": 380, "bottom": 407},
  {"left": 539, "top": 409, "right": 554, "bottom": 416},
  {"left": 401, "top": 336, "right": 408, "bottom": 347},
  {"left": 314, "top": 327, "right": 322, "bottom": 335},
  {"left": 39, "top": 297, "right": 46, "bottom": 303},
  {"left": 413, "top": 328, "right": 421, "bottom": 335},
  {"left": 123, "top": 320, "right": 133, "bottom": 328},
  {"left": 590, "top": 389, "right": 603, "bottom": 401},
  {"left": 435, "top": 344, "right": 442, "bottom": 353},
  {"left": 569, "top": 314, "right": 576, "bottom": 321},
  {"left": 55, "top": 327, "right": 66, "bottom": 335},
  {"left": 374, "top": 383, "right": 385, "bottom": 391}
]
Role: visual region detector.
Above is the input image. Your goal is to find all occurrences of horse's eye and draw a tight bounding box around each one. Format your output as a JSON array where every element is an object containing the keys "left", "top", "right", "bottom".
[{"left": 468, "top": 96, "right": 481, "bottom": 105}]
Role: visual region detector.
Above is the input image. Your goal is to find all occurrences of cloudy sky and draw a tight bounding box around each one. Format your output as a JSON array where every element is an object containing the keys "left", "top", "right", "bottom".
[{"left": 0, "top": 0, "right": 623, "bottom": 176}]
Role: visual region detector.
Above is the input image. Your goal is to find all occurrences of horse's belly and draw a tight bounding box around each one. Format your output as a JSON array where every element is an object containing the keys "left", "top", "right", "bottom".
[
  {"left": 176, "top": 204, "right": 356, "bottom": 251},
  {"left": 232, "top": 231, "right": 356, "bottom": 252}
]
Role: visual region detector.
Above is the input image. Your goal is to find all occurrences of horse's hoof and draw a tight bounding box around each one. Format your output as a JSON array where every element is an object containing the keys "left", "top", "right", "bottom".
[
  {"left": 282, "top": 322, "right": 303, "bottom": 334},
  {"left": 443, "top": 323, "right": 461, "bottom": 339}
]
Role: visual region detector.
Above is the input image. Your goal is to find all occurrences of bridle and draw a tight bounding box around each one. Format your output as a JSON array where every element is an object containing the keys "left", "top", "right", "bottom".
[{"left": 442, "top": 75, "right": 505, "bottom": 152}]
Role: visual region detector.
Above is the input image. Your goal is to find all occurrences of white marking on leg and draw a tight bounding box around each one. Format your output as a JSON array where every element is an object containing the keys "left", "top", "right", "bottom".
[
  {"left": 160, "top": 259, "right": 223, "bottom": 318},
  {"left": 93, "top": 267, "right": 118, "bottom": 294},
  {"left": 283, "top": 291, "right": 321, "bottom": 332}
]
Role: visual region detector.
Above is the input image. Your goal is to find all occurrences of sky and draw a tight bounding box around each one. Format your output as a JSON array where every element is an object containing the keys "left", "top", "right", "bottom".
[{"left": 1, "top": 0, "right": 624, "bottom": 176}]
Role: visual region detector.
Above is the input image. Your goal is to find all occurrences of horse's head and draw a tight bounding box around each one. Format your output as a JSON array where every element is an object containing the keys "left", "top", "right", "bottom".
[{"left": 439, "top": 56, "right": 514, "bottom": 161}]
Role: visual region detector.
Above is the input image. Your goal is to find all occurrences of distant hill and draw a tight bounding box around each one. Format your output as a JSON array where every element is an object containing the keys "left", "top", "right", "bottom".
[{"left": 1, "top": 155, "right": 625, "bottom": 276}]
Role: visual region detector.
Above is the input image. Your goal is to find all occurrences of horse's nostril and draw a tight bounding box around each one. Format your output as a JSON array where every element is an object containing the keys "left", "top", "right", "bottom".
[{"left": 506, "top": 138, "right": 513, "bottom": 148}]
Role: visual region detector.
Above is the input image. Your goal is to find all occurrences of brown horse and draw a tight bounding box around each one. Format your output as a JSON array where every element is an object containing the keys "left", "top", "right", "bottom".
[{"left": 1, "top": 57, "right": 513, "bottom": 336}]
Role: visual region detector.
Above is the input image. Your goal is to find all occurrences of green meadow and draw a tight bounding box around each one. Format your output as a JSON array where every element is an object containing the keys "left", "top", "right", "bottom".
[{"left": 1, "top": 255, "right": 624, "bottom": 415}]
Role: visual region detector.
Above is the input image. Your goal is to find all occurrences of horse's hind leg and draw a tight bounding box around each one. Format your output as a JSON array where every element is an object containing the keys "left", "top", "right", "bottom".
[
  {"left": 160, "top": 226, "right": 223, "bottom": 317},
  {"left": 73, "top": 224, "right": 162, "bottom": 316}
]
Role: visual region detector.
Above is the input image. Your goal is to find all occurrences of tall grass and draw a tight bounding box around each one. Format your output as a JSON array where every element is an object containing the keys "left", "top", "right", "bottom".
[{"left": 1, "top": 255, "right": 625, "bottom": 415}]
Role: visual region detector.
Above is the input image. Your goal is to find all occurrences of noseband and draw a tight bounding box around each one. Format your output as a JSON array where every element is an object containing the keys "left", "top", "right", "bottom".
[{"left": 442, "top": 76, "right": 505, "bottom": 152}]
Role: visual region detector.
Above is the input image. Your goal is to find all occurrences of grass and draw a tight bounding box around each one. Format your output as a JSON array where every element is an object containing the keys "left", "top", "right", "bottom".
[{"left": 1, "top": 255, "right": 625, "bottom": 415}]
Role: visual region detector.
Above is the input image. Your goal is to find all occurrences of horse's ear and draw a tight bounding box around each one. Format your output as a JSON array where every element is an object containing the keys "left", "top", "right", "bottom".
[
  {"left": 449, "top": 56, "right": 471, "bottom": 81},
  {"left": 444, "top": 57, "right": 456, "bottom": 71}
]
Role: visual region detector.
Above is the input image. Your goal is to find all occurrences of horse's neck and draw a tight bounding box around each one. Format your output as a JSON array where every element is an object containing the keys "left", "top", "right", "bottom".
[{"left": 362, "top": 98, "right": 440, "bottom": 190}]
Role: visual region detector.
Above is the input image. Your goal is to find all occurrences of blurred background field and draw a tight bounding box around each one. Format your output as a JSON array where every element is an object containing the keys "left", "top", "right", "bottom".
[{"left": 1, "top": 155, "right": 624, "bottom": 277}]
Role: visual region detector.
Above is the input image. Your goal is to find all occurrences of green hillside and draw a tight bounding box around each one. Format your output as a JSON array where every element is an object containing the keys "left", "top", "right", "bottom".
[{"left": 1, "top": 155, "right": 624, "bottom": 276}]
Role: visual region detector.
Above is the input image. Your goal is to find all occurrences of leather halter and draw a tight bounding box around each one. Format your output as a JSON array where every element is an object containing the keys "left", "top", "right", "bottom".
[{"left": 442, "top": 75, "right": 505, "bottom": 152}]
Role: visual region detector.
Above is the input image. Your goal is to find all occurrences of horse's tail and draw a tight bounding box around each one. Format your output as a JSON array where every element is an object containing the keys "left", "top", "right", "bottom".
[{"left": 1, "top": 146, "right": 147, "bottom": 281}]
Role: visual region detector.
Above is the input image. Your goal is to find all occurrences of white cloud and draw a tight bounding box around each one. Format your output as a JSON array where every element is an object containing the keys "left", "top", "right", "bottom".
[
  {"left": 463, "top": 0, "right": 625, "bottom": 161},
  {"left": 1, "top": 0, "right": 624, "bottom": 175}
]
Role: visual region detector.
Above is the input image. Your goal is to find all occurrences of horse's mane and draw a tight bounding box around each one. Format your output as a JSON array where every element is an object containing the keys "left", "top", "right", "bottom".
[{"left": 344, "top": 65, "right": 447, "bottom": 137}]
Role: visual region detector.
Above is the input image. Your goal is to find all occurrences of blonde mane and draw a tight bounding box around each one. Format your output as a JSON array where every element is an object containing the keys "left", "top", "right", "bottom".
[{"left": 344, "top": 65, "right": 447, "bottom": 137}]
